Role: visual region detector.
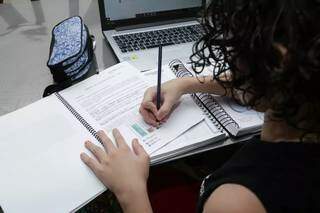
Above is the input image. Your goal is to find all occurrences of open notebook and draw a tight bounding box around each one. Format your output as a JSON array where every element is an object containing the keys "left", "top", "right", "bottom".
[
  {"left": 0, "top": 62, "right": 224, "bottom": 213},
  {"left": 168, "top": 60, "right": 264, "bottom": 137}
]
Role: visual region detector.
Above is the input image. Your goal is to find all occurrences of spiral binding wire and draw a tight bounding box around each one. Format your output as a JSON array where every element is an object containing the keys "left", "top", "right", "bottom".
[
  {"left": 169, "top": 60, "right": 239, "bottom": 133},
  {"left": 198, "top": 93, "right": 239, "bottom": 129},
  {"left": 191, "top": 94, "right": 224, "bottom": 132},
  {"left": 55, "top": 92, "right": 102, "bottom": 144}
]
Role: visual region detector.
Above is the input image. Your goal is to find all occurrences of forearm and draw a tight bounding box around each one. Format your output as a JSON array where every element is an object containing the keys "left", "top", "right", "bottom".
[
  {"left": 177, "top": 76, "right": 230, "bottom": 96},
  {"left": 117, "top": 186, "right": 153, "bottom": 213}
]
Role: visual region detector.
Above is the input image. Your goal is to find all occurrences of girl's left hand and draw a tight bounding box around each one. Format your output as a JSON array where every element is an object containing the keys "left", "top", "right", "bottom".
[{"left": 80, "top": 129, "right": 150, "bottom": 201}]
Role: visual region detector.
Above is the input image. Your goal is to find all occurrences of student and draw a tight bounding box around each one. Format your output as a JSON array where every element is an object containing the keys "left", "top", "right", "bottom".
[{"left": 80, "top": 0, "right": 320, "bottom": 212}]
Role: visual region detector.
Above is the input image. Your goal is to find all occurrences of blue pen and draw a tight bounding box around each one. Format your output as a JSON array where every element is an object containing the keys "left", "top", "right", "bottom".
[{"left": 156, "top": 45, "right": 162, "bottom": 110}]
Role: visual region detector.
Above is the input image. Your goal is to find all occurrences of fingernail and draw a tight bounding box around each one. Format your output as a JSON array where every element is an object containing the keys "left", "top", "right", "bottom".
[
  {"left": 134, "top": 139, "right": 139, "bottom": 145},
  {"left": 80, "top": 153, "right": 86, "bottom": 159},
  {"left": 132, "top": 139, "right": 137, "bottom": 146}
]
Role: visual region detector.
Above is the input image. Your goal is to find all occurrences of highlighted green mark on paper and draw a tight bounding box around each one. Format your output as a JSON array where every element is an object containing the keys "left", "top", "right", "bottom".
[{"left": 131, "top": 123, "right": 147, "bottom": 137}]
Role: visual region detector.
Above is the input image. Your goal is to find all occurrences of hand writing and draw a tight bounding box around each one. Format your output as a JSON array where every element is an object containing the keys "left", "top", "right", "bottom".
[{"left": 139, "top": 79, "right": 184, "bottom": 127}]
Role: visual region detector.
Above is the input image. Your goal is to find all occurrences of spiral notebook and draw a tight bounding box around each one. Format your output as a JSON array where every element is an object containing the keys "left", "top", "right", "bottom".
[
  {"left": 168, "top": 60, "right": 264, "bottom": 137},
  {"left": 0, "top": 62, "right": 205, "bottom": 213}
]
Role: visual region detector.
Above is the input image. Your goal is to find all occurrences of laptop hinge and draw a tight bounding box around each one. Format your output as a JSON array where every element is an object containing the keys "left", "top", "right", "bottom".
[{"left": 115, "top": 17, "right": 197, "bottom": 31}]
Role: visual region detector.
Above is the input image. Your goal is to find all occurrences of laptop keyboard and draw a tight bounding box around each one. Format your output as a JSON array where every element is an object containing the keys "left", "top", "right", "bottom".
[{"left": 113, "top": 24, "right": 204, "bottom": 53}]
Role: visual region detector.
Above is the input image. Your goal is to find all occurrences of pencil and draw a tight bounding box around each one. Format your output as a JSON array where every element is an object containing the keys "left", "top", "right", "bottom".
[{"left": 156, "top": 45, "right": 162, "bottom": 110}]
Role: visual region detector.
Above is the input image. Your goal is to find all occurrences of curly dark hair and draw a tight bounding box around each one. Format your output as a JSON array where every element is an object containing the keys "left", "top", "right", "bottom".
[{"left": 191, "top": 0, "right": 320, "bottom": 141}]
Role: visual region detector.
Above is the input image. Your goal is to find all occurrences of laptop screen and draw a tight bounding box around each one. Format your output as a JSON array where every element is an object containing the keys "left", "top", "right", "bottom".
[
  {"left": 99, "top": 0, "right": 204, "bottom": 30},
  {"left": 104, "top": 0, "right": 203, "bottom": 21}
]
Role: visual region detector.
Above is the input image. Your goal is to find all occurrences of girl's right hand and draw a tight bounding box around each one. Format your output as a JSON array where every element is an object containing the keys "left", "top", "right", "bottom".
[{"left": 139, "top": 78, "right": 185, "bottom": 127}]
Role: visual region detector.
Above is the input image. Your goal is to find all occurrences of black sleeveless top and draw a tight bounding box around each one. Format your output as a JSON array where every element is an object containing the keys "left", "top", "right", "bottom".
[{"left": 197, "top": 136, "right": 320, "bottom": 213}]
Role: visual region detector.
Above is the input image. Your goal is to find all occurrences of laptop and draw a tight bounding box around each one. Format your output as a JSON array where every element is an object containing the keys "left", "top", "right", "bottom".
[{"left": 98, "top": 0, "right": 205, "bottom": 71}]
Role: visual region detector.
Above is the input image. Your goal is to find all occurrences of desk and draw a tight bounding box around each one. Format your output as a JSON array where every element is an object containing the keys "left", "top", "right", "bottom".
[{"left": 0, "top": 0, "right": 242, "bottom": 212}]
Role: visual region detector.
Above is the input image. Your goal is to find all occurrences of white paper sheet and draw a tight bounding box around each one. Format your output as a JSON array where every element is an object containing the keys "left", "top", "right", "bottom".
[
  {"left": 60, "top": 62, "right": 204, "bottom": 153},
  {"left": 0, "top": 95, "right": 105, "bottom": 213}
]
